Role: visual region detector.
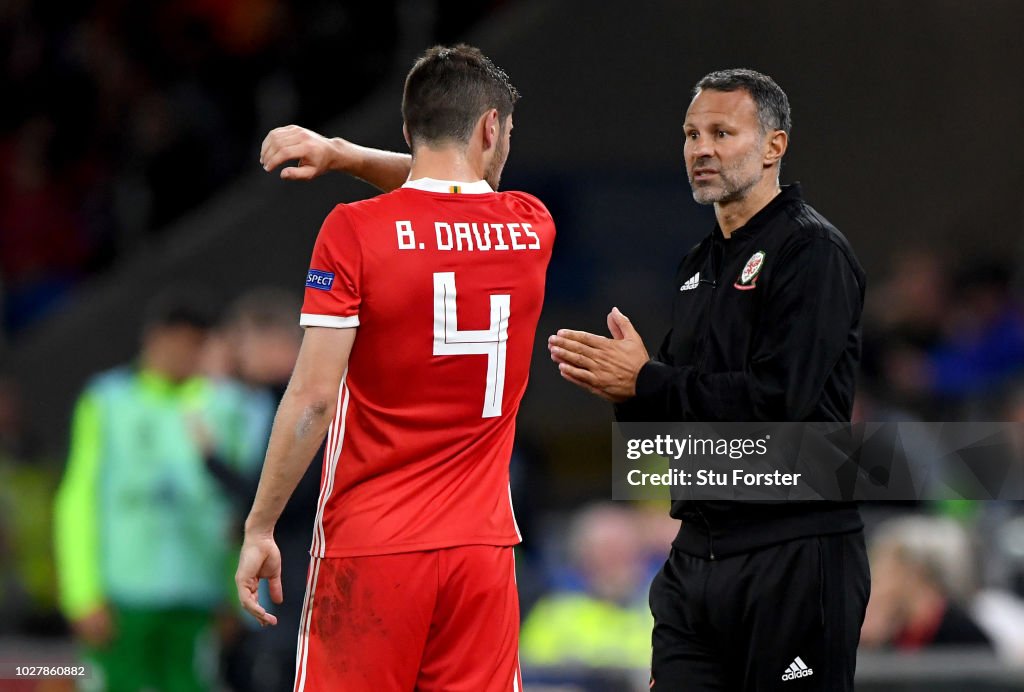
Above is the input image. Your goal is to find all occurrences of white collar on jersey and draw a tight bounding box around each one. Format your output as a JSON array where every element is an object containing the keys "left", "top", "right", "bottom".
[{"left": 401, "top": 177, "right": 494, "bottom": 194}]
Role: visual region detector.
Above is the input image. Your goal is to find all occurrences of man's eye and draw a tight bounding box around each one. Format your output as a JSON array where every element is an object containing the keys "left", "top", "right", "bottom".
[
  {"left": 717, "top": 130, "right": 728, "bottom": 138},
  {"left": 686, "top": 132, "right": 698, "bottom": 140}
]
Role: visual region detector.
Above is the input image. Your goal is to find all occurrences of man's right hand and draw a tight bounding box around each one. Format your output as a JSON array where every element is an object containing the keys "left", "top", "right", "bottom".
[
  {"left": 235, "top": 532, "right": 284, "bottom": 626},
  {"left": 260, "top": 125, "right": 350, "bottom": 181},
  {"left": 261, "top": 124, "right": 411, "bottom": 192},
  {"left": 73, "top": 605, "right": 114, "bottom": 647}
]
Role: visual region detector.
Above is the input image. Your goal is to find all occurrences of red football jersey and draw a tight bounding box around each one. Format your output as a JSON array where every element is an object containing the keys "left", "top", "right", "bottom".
[{"left": 300, "top": 178, "right": 555, "bottom": 558}]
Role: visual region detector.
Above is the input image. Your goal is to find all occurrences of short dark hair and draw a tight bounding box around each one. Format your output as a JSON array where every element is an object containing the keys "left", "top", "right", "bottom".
[
  {"left": 694, "top": 68, "right": 791, "bottom": 136},
  {"left": 227, "top": 287, "right": 301, "bottom": 333},
  {"left": 142, "top": 286, "right": 217, "bottom": 332},
  {"left": 402, "top": 44, "right": 519, "bottom": 148}
]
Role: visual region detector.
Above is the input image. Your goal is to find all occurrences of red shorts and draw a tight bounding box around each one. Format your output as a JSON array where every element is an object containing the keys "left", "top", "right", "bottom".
[{"left": 293, "top": 545, "right": 522, "bottom": 691}]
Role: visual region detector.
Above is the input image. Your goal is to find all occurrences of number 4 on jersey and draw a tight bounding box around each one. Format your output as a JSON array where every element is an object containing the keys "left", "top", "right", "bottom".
[{"left": 433, "top": 272, "right": 510, "bottom": 418}]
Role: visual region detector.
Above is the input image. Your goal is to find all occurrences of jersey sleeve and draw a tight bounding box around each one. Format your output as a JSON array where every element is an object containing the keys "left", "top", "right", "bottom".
[
  {"left": 53, "top": 390, "right": 105, "bottom": 620},
  {"left": 300, "top": 205, "right": 363, "bottom": 329}
]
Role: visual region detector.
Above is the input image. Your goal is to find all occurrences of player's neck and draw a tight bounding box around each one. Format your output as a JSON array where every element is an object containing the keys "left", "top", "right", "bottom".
[
  {"left": 408, "top": 147, "right": 486, "bottom": 184},
  {"left": 715, "top": 177, "right": 782, "bottom": 238},
  {"left": 139, "top": 348, "right": 191, "bottom": 385}
]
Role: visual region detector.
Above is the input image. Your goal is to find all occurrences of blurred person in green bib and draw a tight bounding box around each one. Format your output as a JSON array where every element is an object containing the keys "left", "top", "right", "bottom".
[{"left": 53, "top": 288, "right": 267, "bottom": 692}]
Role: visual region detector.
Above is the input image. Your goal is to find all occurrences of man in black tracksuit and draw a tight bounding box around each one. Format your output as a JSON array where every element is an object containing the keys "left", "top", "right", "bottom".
[{"left": 549, "top": 69, "right": 870, "bottom": 690}]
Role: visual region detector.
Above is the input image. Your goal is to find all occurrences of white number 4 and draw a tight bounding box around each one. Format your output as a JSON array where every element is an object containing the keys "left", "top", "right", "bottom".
[{"left": 433, "top": 272, "right": 510, "bottom": 418}]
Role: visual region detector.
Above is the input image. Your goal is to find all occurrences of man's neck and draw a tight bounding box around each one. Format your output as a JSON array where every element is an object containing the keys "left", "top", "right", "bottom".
[
  {"left": 408, "top": 145, "right": 484, "bottom": 183},
  {"left": 714, "top": 177, "right": 782, "bottom": 238},
  {"left": 139, "top": 353, "right": 187, "bottom": 385}
]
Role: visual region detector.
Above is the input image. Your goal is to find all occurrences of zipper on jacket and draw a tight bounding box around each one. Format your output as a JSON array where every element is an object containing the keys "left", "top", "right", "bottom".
[
  {"left": 697, "top": 237, "right": 722, "bottom": 371},
  {"left": 694, "top": 506, "right": 716, "bottom": 560},
  {"left": 691, "top": 235, "right": 722, "bottom": 561}
]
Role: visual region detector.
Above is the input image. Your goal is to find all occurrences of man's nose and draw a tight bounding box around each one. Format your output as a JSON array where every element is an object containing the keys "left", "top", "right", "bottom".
[{"left": 690, "top": 136, "right": 714, "bottom": 159}]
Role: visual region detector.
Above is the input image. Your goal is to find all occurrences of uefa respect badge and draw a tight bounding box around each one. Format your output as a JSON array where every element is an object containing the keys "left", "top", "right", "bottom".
[{"left": 305, "top": 269, "right": 335, "bottom": 291}]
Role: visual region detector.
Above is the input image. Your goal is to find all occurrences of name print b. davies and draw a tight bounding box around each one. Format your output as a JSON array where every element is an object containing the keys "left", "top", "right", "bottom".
[{"left": 395, "top": 219, "right": 542, "bottom": 252}]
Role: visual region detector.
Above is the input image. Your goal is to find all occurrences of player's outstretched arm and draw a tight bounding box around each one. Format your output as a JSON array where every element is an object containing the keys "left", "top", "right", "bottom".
[
  {"left": 236, "top": 326, "right": 357, "bottom": 626},
  {"left": 260, "top": 124, "right": 411, "bottom": 192}
]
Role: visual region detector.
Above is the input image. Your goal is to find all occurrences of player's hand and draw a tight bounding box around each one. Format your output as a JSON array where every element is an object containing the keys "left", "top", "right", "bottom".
[
  {"left": 72, "top": 605, "right": 115, "bottom": 647},
  {"left": 235, "top": 532, "right": 284, "bottom": 626},
  {"left": 260, "top": 124, "right": 351, "bottom": 180},
  {"left": 548, "top": 307, "right": 650, "bottom": 403}
]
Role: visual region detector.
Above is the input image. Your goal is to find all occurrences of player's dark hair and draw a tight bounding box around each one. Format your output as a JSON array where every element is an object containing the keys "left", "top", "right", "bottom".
[
  {"left": 142, "top": 286, "right": 217, "bottom": 332},
  {"left": 402, "top": 44, "right": 519, "bottom": 149},
  {"left": 694, "top": 68, "right": 792, "bottom": 136},
  {"left": 227, "top": 287, "right": 301, "bottom": 333}
]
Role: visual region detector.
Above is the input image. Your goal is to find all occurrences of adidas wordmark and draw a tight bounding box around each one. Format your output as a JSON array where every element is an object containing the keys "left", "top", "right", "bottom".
[{"left": 781, "top": 656, "right": 814, "bottom": 681}]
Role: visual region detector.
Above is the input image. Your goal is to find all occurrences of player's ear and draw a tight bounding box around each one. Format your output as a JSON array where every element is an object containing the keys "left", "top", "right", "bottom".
[
  {"left": 402, "top": 123, "right": 412, "bottom": 150},
  {"left": 763, "top": 129, "right": 788, "bottom": 168},
  {"left": 480, "top": 109, "right": 500, "bottom": 151}
]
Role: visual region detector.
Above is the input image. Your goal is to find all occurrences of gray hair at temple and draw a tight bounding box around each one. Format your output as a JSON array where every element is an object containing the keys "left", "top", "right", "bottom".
[{"left": 694, "top": 68, "right": 792, "bottom": 136}]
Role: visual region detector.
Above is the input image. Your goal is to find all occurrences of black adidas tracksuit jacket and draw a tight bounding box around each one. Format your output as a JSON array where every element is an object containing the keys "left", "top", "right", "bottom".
[{"left": 616, "top": 183, "right": 866, "bottom": 558}]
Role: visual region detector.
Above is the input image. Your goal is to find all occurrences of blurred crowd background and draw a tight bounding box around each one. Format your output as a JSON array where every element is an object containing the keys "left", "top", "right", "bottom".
[{"left": 2, "top": 0, "right": 1024, "bottom": 690}]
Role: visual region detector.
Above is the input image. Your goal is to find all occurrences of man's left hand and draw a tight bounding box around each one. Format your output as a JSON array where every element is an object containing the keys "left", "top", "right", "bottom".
[{"left": 548, "top": 307, "right": 650, "bottom": 403}]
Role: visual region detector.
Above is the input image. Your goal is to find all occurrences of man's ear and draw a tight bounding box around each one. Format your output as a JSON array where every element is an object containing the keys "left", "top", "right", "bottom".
[
  {"left": 402, "top": 123, "right": 411, "bottom": 150},
  {"left": 480, "top": 108, "right": 500, "bottom": 151},
  {"left": 764, "top": 129, "right": 788, "bottom": 168}
]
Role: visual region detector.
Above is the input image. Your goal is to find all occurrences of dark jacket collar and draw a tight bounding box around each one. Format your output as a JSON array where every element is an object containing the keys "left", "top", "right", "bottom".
[{"left": 712, "top": 182, "right": 802, "bottom": 241}]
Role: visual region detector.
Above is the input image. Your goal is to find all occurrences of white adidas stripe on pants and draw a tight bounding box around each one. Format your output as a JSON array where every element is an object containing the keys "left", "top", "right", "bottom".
[{"left": 294, "top": 375, "right": 349, "bottom": 692}]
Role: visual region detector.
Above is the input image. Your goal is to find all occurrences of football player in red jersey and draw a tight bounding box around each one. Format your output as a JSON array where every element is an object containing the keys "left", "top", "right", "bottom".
[{"left": 237, "top": 45, "right": 555, "bottom": 691}]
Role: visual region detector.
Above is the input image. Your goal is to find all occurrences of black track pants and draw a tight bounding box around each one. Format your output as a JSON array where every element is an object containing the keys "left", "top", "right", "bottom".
[{"left": 649, "top": 531, "right": 870, "bottom": 691}]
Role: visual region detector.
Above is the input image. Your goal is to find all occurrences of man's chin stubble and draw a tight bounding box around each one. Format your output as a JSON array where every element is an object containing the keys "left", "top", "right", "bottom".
[{"left": 691, "top": 186, "right": 723, "bottom": 205}]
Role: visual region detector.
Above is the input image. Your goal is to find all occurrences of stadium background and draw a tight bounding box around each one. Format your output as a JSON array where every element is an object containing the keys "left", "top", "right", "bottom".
[{"left": 2, "top": 0, "right": 1024, "bottom": 689}]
